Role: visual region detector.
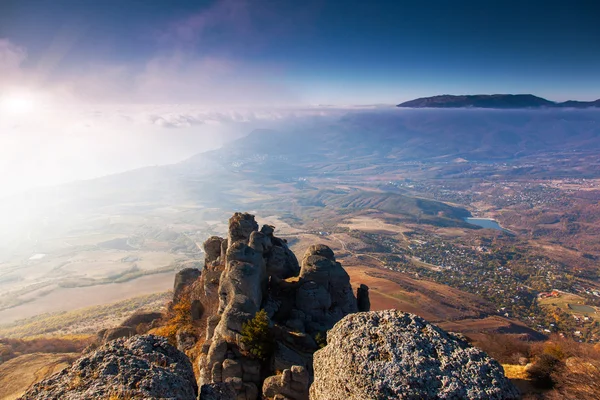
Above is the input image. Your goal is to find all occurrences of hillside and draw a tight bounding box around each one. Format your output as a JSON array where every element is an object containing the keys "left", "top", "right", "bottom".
[{"left": 397, "top": 94, "right": 600, "bottom": 109}]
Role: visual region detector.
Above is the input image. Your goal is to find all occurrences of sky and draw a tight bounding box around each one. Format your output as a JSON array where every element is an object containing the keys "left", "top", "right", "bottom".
[
  {"left": 0, "top": 0, "right": 599, "bottom": 195},
  {"left": 1, "top": 0, "right": 599, "bottom": 105}
]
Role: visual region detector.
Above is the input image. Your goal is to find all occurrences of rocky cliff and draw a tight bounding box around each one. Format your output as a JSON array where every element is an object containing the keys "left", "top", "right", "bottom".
[{"left": 192, "top": 213, "right": 365, "bottom": 400}]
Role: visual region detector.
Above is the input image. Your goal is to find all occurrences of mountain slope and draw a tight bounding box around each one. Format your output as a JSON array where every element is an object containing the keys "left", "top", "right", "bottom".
[{"left": 397, "top": 94, "right": 600, "bottom": 109}]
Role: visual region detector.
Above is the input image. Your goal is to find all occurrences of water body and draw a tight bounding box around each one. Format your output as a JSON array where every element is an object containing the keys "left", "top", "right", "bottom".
[
  {"left": 464, "top": 217, "right": 511, "bottom": 233},
  {"left": 568, "top": 304, "right": 596, "bottom": 314}
]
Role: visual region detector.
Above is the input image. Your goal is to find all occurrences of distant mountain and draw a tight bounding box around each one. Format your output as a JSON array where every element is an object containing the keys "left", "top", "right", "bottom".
[
  {"left": 559, "top": 99, "right": 600, "bottom": 108},
  {"left": 397, "top": 94, "right": 600, "bottom": 109}
]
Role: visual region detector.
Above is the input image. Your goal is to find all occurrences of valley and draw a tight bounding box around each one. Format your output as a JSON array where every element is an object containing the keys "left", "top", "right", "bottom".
[{"left": 1, "top": 109, "right": 599, "bottom": 347}]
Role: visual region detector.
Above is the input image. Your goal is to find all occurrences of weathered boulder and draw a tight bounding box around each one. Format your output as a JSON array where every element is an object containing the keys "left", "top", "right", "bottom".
[
  {"left": 120, "top": 311, "right": 163, "bottom": 328},
  {"left": 228, "top": 212, "right": 259, "bottom": 245},
  {"left": 356, "top": 284, "right": 370, "bottom": 312},
  {"left": 297, "top": 246, "right": 357, "bottom": 332},
  {"left": 97, "top": 326, "right": 136, "bottom": 344},
  {"left": 310, "top": 310, "right": 520, "bottom": 400},
  {"left": 174, "top": 267, "right": 201, "bottom": 301},
  {"left": 267, "top": 245, "right": 300, "bottom": 279},
  {"left": 263, "top": 365, "right": 309, "bottom": 400},
  {"left": 19, "top": 335, "right": 197, "bottom": 400},
  {"left": 204, "top": 236, "right": 226, "bottom": 266},
  {"left": 200, "top": 382, "right": 237, "bottom": 400},
  {"left": 302, "top": 244, "right": 335, "bottom": 262},
  {"left": 176, "top": 328, "right": 198, "bottom": 352}
]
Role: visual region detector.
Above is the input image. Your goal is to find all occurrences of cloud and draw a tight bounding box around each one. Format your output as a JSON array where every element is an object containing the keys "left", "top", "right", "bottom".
[
  {"left": 0, "top": 39, "right": 27, "bottom": 84},
  {"left": 1, "top": 0, "right": 316, "bottom": 106}
]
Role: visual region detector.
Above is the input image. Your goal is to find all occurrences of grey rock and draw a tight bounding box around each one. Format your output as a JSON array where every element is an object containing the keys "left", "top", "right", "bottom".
[
  {"left": 356, "top": 284, "right": 370, "bottom": 312},
  {"left": 263, "top": 366, "right": 309, "bottom": 400},
  {"left": 302, "top": 244, "right": 335, "bottom": 262},
  {"left": 310, "top": 310, "right": 520, "bottom": 400},
  {"left": 97, "top": 325, "right": 136, "bottom": 343},
  {"left": 228, "top": 212, "right": 259, "bottom": 245},
  {"left": 204, "top": 236, "right": 225, "bottom": 266},
  {"left": 249, "top": 230, "right": 272, "bottom": 254},
  {"left": 260, "top": 224, "right": 275, "bottom": 236},
  {"left": 222, "top": 359, "right": 243, "bottom": 381},
  {"left": 176, "top": 328, "right": 198, "bottom": 352},
  {"left": 267, "top": 245, "right": 300, "bottom": 279},
  {"left": 120, "top": 311, "right": 163, "bottom": 328},
  {"left": 174, "top": 267, "right": 201, "bottom": 301},
  {"left": 191, "top": 299, "right": 204, "bottom": 320},
  {"left": 200, "top": 382, "right": 237, "bottom": 400},
  {"left": 296, "top": 246, "right": 358, "bottom": 332},
  {"left": 226, "top": 242, "right": 265, "bottom": 271},
  {"left": 272, "top": 342, "right": 307, "bottom": 372},
  {"left": 19, "top": 335, "right": 197, "bottom": 400}
]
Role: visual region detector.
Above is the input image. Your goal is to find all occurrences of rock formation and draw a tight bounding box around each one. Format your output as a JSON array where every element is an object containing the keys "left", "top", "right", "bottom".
[
  {"left": 310, "top": 310, "right": 520, "bottom": 400},
  {"left": 14, "top": 212, "right": 525, "bottom": 400},
  {"left": 19, "top": 335, "right": 197, "bottom": 400},
  {"left": 262, "top": 365, "right": 310, "bottom": 400},
  {"left": 174, "top": 267, "right": 202, "bottom": 301},
  {"left": 193, "top": 212, "right": 368, "bottom": 400},
  {"left": 356, "top": 283, "right": 370, "bottom": 312}
]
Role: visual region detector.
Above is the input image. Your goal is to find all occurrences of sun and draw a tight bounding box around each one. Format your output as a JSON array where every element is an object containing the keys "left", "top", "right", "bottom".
[{"left": 0, "top": 92, "right": 37, "bottom": 114}]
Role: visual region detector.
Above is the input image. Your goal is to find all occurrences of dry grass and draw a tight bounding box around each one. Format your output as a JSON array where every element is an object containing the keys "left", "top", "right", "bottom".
[
  {"left": 503, "top": 364, "right": 530, "bottom": 380},
  {"left": 0, "top": 352, "right": 79, "bottom": 400},
  {"left": 151, "top": 288, "right": 194, "bottom": 346},
  {"left": 0, "top": 292, "right": 169, "bottom": 338}
]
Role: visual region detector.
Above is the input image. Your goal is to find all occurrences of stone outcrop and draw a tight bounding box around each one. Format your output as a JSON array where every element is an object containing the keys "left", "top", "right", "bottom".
[
  {"left": 356, "top": 284, "right": 370, "bottom": 312},
  {"left": 310, "top": 310, "right": 520, "bottom": 400},
  {"left": 194, "top": 213, "right": 367, "bottom": 400},
  {"left": 204, "top": 236, "right": 227, "bottom": 266},
  {"left": 262, "top": 365, "right": 309, "bottom": 400},
  {"left": 228, "top": 212, "right": 259, "bottom": 245},
  {"left": 174, "top": 267, "right": 201, "bottom": 301},
  {"left": 19, "top": 335, "right": 197, "bottom": 400},
  {"left": 200, "top": 382, "right": 237, "bottom": 399},
  {"left": 97, "top": 326, "right": 136, "bottom": 344}
]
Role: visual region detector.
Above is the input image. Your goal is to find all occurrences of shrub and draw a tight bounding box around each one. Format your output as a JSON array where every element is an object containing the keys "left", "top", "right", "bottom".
[
  {"left": 553, "top": 357, "right": 600, "bottom": 400},
  {"left": 151, "top": 285, "right": 194, "bottom": 346},
  {"left": 240, "top": 309, "right": 273, "bottom": 361},
  {"left": 475, "top": 334, "right": 532, "bottom": 364},
  {"left": 527, "top": 353, "right": 562, "bottom": 389},
  {"left": 315, "top": 332, "right": 327, "bottom": 349},
  {"left": 152, "top": 297, "right": 193, "bottom": 346}
]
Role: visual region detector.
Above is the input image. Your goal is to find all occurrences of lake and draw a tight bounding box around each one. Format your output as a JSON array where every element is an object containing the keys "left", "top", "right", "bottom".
[{"left": 464, "top": 217, "right": 510, "bottom": 233}]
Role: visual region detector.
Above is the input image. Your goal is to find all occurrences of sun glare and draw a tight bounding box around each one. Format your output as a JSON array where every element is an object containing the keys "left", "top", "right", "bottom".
[{"left": 0, "top": 93, "right": 37, "bottom": 114}]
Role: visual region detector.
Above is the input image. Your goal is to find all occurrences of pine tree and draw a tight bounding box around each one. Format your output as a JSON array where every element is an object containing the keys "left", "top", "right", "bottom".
[{"left": 240, "top": 309, "right": 273, "bottom": 361}]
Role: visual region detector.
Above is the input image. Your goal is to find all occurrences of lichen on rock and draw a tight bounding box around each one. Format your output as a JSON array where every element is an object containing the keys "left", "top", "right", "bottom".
[
  {"left": 310, "top": 310, "right": 520, "bottom": 400},
  {"left": 19, "top": 335, "right": 197, "bottom": 400}
]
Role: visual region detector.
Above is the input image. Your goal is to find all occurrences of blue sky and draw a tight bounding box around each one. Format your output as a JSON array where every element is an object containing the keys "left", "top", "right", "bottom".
[
  {"left": 1, "top": 0, "right": 599, "bottom": 104},
  {"left": 0, "top": 0, "right": 599, "bottom": 195}
]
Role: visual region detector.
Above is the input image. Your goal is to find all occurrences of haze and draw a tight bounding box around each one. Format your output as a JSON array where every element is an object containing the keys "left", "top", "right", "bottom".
[{"left": 1, "top": 0, "right": 600, "bottom": 196}]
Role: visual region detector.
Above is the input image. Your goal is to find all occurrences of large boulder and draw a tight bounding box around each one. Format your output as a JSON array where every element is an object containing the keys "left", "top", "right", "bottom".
[
  {"left": 174, "top": 267, "right": 201, "bottom": 301},
  {"left": 200, "top": 382, "right": 237, "bottom": 399},
  {"left": 228, "top": 212, "right": 259, "bottom": 245},
  {"left": 356, "top": 284, "right": 370, "bottom": 312},
  {"left": 19, "top": 335, "right": 197, "bottom": 400},
  {"left": 297, "top": 246, "right": 357, "bottom": 332},
  {"left": 310, "top": 310, "right": 520, "bottom": 400},
  {"left": 204, "top": 236, "right": 226, "bottom": 267},
  {"left": 263, "top": 365, "right": 309, "bottom": 400},
  {"left": 97, "top": 326, "right": 136, "bottom": 344}
]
